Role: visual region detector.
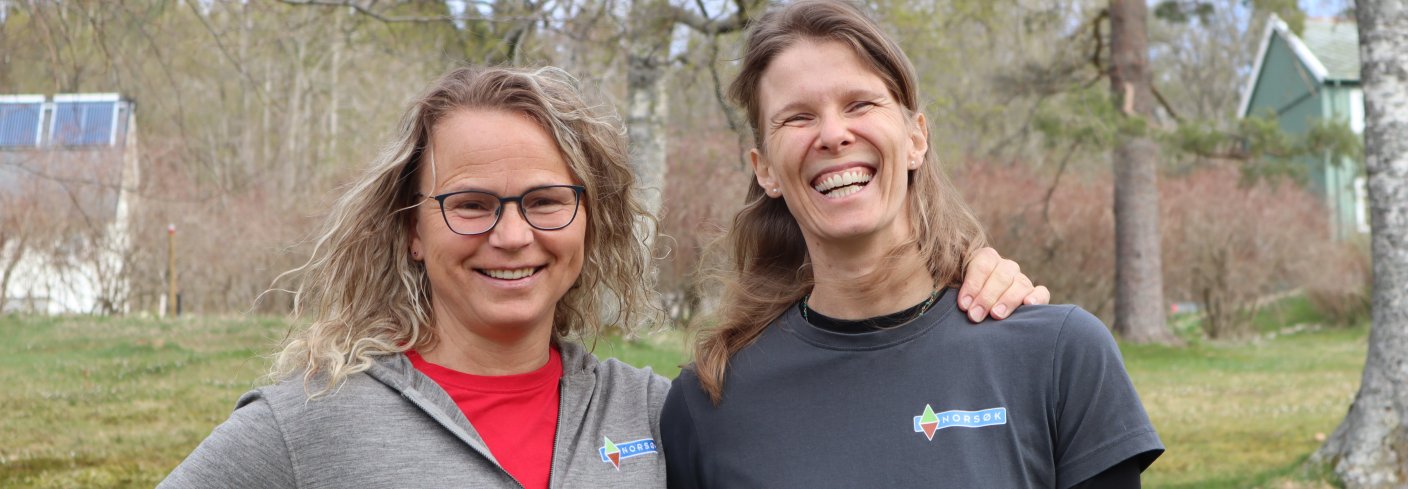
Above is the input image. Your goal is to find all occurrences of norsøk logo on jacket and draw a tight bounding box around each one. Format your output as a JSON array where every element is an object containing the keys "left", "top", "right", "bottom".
[
  {"left": 913, "top": 404, "right": 1007, "bottom": 441},
  {"left": 598, "top": 436, "right": 658, "bottom": 470}
]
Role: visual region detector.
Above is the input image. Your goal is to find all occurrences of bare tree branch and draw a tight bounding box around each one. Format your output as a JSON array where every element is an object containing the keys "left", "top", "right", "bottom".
[
  {"left": 276, "top": 0, "right": 531, "bottom": 24},
  {"left": 183, "top": 0, "right": 273, "bottom": 109},
  {"left": 668, "top": 2, "right": 749, "bottom": 34},
  {"left": 1150, "top": 82, "right": 1182, "bottom": 123}
]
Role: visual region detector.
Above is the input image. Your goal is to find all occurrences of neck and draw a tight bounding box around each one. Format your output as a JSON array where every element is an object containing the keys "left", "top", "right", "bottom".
[
  {"left": 804, "top": 228, "right": 935, "bottom": 320},
  {"left": 419, "top": 304, "right": 554, "bottom": 376}
]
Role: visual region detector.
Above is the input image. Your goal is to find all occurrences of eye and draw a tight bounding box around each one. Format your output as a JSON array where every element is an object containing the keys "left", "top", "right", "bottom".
[
  {"left": 456, "top": 200, "right": 490, "bottom": 211},
  {"left": 525, "top": 196, "right": 562, "bottom": 208},
  {"left": 848, "top": 101, "right": 876, "bottom": 112},
  {"left": 779, "top": 113, "right": 813, "bottom": 126}
]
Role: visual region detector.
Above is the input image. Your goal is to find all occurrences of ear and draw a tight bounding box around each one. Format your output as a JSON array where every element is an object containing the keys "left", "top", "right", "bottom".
[
  {"left": 408, "top": 204, "right": 425, "bottom": 262},
  {"left": 907, "top": 112, "right": 929, "bottom": 170},
  {"left": 749, "top": 148, "right": 781, "bottom": 198}
]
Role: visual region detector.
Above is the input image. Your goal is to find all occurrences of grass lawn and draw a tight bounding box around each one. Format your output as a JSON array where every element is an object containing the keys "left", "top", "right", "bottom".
[{"left": 0, "top": 307, "right": 1365, "bottom": 488}]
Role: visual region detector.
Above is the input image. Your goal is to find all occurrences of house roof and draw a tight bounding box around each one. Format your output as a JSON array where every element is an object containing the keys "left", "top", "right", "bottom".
[
  {"left": 0, "top": 94, "right": 134, "bottom": 226},
  {"left": 1238, "top": 15, "right": 1360, "bottom": 117},
  {"left": 1, "top": 94, "right": 131, "bottom": 149},
  {"left": 1300, "top": 19, "right": 1360, "bottom": 82}
]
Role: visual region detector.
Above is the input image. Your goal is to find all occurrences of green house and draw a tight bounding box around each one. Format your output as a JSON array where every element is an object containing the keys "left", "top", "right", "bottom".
[{"left": 1239, "top": 14, "right": 1366, "bottom": 239}]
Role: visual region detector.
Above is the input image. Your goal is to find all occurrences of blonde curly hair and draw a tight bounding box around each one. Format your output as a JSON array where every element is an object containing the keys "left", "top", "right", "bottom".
[{"left": 270, "top": 66, "right": 656, "bottom": 395}]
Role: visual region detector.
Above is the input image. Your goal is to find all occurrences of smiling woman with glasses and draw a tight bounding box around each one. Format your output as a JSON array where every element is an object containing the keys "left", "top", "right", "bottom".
[{"left": 161, "top": 66, "right": 675, "bottom": 488}]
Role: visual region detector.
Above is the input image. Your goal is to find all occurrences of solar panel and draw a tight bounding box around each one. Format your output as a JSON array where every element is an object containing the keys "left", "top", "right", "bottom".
[
  {"left": 50, "top": 98, "right": 118, "bottom": 147},
  {"left": 0, "top": 95, "right": 45, "bottom": 148}
]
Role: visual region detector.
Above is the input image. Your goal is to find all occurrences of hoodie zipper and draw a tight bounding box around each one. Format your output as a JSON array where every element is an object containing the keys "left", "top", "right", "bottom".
[{"left": 546, "top": 378, "right": 565, "bottom": 489}]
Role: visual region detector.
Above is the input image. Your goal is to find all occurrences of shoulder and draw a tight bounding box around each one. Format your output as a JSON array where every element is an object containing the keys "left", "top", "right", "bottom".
[
  {"left": 160, "top": 388, "right": 297, "bottom": 488},
  {"left": 993, "top": 303, "right": 1119, "bottom": 354},
  {"left": 927, "top": 303, "right": 1082, "bottom": 351},
  {"left": 561, "top": 341, "right": 671, "bottom": 418},
  {"left": 596, "top": 356, "right": 672, "bottom": 390},
  {"left": 254, "top": 368, "right": 395, "bottom": 413},
  {"left": 984, "top": 303, "right": 1087, "bottom": 331},
  {"left": 240, "top": 366, "right": 419, "bottom": 447},
  {"left": 961, "top": 303, "right": 1111, "bottom": 343},
  {"left": 564, "top": 340, "right": 672, "bottom": 397},
  {"left": 597, "top": 356, "right": 672, "bottom": 407}
]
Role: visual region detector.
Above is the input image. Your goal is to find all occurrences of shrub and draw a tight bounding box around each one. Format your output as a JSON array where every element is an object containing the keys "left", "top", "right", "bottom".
[
  {"left": 1304, "top": 239, "right": 1371, "bottom": 326},
  {"left": 958, "top": 161, "right": 1348, "bottom": 340},
  {"left": 956, "top": 161, "right": 1117, "bottom": 320},
  {"left": 1160, "top": 166, "right": 1333, "bottom": 339}
]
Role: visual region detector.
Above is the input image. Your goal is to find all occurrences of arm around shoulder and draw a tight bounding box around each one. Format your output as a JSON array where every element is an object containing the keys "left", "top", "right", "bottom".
[{"left": 159, "top": 389, "right": 297, "bottom": 488}]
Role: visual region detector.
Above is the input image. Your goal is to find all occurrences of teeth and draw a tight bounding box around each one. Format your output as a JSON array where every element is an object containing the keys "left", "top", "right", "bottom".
[
  {"left": 827, "top": 185, "right": 863, "bottom": 199},
  {"left": 812, "top": 169, "right": 874, "bottom": 194},
  {"left": 483, "top": 267, "right": 537, "bottom": 280}
]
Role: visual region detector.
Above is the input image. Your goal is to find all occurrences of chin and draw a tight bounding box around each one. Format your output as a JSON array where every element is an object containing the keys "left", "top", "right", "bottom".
[
  {"left": 471, "top": 296, "right": 556, "bottom": 329},
  {"left": 811, "top": 210, "right": 889, "bottom": 240}
]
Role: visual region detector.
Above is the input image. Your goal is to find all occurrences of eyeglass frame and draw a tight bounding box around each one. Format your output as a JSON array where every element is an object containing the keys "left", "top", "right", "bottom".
[{"left": 418, "top": 184, "right": 587, "bottom": 236}]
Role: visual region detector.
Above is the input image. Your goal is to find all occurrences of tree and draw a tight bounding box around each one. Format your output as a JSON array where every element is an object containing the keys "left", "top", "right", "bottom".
[
  {"left": 1310, "top": 1, "right": 1408, "bottom": 486},
  {"left": 1107, "top": 0, "right": 1177, "bottom": 344},
  {"left": 625, "top": 0, "right": 752, "bottom": 222}
]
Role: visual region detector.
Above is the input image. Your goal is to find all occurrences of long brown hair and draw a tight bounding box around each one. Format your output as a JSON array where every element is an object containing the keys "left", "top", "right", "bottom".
[
  {"left": 271, "top": 66, "right": 656, "bottom": 396},
  {"left": 693, "top": 0, "right": 987, "bottom": 403}
]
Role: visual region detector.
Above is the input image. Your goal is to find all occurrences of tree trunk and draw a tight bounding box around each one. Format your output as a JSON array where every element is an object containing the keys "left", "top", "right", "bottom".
[
  {"left": 1107, "top": 0, "right": 1176, "bottom": 344},
  {"left": 1310, "top": 2, "right": 1408, "bottom": 486},
  {"left": 626, "top": 0, "right": 673, "bottom": 236}
]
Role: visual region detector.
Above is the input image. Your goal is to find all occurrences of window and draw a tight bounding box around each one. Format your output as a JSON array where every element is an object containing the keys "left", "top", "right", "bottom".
[
  {"left": 1355, "top": 176, "right": 1370, "bottom": 233},
  {"left": 50, "top": 95, "right": 119, "bottom": 146},
  {"left": 1349, "top": 89, "right": 1364, "bottom": 134},
  {"left": 0, "top": 95, "right": 45, "bottom": 147}
]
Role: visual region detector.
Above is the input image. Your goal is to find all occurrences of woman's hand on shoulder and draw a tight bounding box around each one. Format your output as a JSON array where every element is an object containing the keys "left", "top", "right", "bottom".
[{"left": 958, "top": 247, "right": 1050, "bottom": 323}]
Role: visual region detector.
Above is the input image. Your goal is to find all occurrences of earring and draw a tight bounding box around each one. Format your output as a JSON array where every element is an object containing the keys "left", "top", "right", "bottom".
[{"left": 411, "top": 250, "right": 419, "bottom": 258}]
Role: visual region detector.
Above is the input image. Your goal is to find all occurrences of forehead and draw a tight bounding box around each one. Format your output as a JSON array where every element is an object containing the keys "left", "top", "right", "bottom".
[
  {"left": 423, "top": 108, "right": 576, "bottom": 190},
  {"left": 756, "top": 39, "right": 890, "bottom": 113}
]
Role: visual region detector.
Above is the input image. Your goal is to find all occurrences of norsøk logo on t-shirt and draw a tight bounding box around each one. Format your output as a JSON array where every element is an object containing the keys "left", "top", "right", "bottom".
[
  {"left": 599, "top": 436, "right": 658, "bottom": 470},
  {"left": 912, "top": 404, "right": 1007, "bottom": 441}
]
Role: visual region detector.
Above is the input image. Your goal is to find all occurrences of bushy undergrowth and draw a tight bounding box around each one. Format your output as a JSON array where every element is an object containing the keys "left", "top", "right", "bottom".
[{"left": 958, "top": 161, "right": 1366, "bottom": 339}]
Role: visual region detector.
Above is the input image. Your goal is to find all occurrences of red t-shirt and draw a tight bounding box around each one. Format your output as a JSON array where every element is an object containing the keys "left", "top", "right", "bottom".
[{"left": 408, "top": 348, "right": 562, "bottom": 489}]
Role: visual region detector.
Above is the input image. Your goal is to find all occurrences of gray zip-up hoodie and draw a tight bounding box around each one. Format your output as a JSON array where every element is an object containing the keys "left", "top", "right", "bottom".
[{"left": 161, "top": 341, "right": 670, "bottom": 488}]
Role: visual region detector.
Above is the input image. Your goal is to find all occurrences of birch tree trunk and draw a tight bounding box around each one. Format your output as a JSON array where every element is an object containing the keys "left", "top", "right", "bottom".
[
  {"left": 626, "top": 0, "right": 673, "bottom": 238},
  {"left": 1107, "top": 0, "right": 1176, "bottom": 344},
  {"left": 1310, "top": 2, "right": 1408, "bottom": 486}
]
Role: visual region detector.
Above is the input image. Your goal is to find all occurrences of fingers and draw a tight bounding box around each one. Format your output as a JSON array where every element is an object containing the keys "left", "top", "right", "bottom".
[
  {"left": 1024, "top": 285, "right": 1051, "bottom": 306},
  {"left": 990, "top": 273, "right": 1035, "bottom": 320},
  {"left": 958, "top": 247, "right": 1001, "bottom": 313},
  {"left": 972, "top": 258, "right": 1019, "bottom": 322}
]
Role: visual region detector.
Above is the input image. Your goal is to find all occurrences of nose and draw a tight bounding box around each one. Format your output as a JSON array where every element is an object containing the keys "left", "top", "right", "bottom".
[
  {"left": 487, "top": 203, "right": 534, "bottom": 250},
  {"left": 814, "top": 112, "right": 854, "bottom": 153}
]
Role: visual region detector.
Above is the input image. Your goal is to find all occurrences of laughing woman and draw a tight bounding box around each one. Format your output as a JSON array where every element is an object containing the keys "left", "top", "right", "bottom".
[
  {"left": 660, "top": 1, "right": 1164, "bottom": 488},
  {"left": 161, "top": 65, "right": 1045, "bottom": 489}
]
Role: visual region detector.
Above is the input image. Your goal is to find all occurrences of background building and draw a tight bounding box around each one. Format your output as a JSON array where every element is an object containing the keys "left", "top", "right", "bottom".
[
  {"left": 1240, "top": 14, "right": 1367, "bottom": 239},
  {"left": 0, "top": 93, "right": 140, "bottom": 313}
]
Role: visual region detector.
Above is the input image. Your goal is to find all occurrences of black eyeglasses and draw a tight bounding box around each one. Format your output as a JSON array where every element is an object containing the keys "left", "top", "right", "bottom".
[{"left": 425, "top": 184, "right": 585, "bottom": 236}]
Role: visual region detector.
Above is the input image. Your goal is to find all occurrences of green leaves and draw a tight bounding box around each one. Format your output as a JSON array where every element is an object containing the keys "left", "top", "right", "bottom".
[
  {"left": 1154, "top": 1, "right": 1216, "bottom": 25},
  {"left": 1162, "top": 115, "right": 1361, "bottom": 184}
]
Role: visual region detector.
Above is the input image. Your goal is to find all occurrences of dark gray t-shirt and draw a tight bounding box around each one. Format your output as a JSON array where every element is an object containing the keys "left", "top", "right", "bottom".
[{"left": 661, "top": 289, "right": 1163, "bottom": 489}]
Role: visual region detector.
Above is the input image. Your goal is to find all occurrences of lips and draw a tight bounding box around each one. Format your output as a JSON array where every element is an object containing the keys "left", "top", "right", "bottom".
[
  {"left": 810, "top": 165, "right": 875, "bottom": 199},
  {"left": 476, "top": 266, "right": 542, "bottom": 280}
]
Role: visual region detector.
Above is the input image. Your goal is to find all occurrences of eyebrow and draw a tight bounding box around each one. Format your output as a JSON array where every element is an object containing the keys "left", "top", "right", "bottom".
[{"left": 767, "top": 88, "right": 888, "bottom": 120}]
